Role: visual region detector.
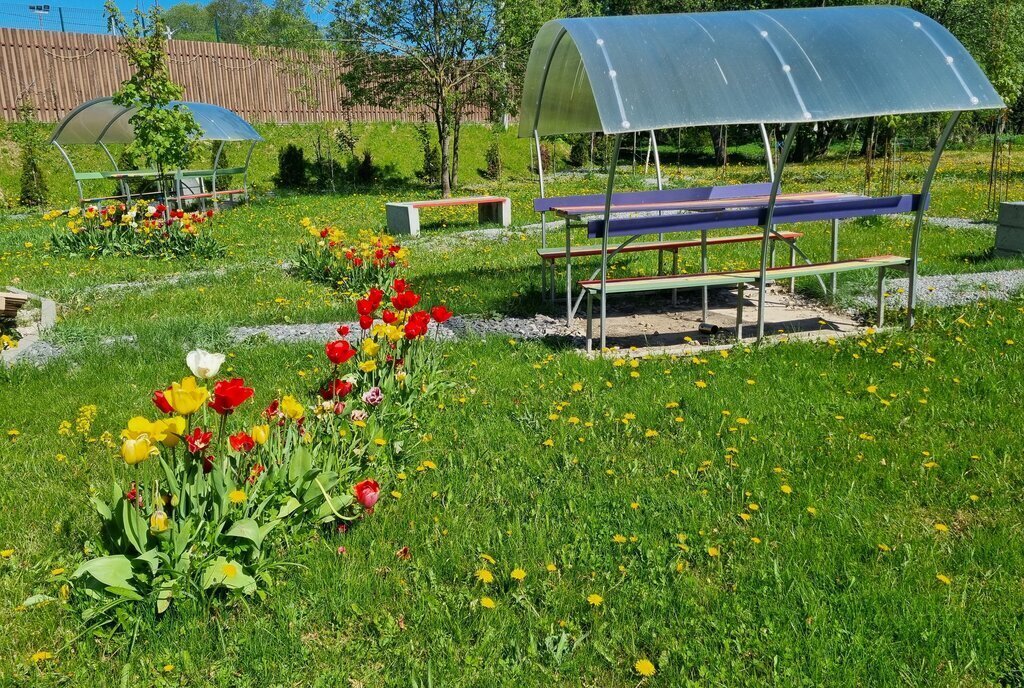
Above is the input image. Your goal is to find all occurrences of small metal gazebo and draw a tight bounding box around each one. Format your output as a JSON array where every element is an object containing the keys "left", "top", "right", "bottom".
[
  {"left": 50, "top": 97, "right": 263, "bottom": 209},
  {"left": 519, "top": 6, "right": 1004, "bottom": 349}
]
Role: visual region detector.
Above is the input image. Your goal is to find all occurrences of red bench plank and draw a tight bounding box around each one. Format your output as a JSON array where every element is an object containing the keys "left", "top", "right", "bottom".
[{"left": 410, "top": 196, "right": 507, "bottom": 208}]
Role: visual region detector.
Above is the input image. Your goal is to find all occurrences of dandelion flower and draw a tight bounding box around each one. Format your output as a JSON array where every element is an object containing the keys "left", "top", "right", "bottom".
[
  {"left": 511, "top": 568, "right": 526, "bottom": 581},
  {"left": 480, "top": 596, "right": 496, "bottom": 609},
  {"left": 635, "top": 658, "right": 656, "bottom": 677},
  {"left": 934, "top": 523, "right": 948, "bottom": 533},
  {"left": 31, "top": 651, "right": 53, "bottom": 663},
  {"left": 877, "top": 543, "right": 891, "bottom": 552},
  {"left": 780, "top": 484, "right": 793, "bottom": 495},
  {"left": 475, "top": 568, "right": 494, "bottom": 584},
  {"left": 613, "top": 534, "right": 628, "bottom": 543},
  {"left": 586, "top": 593, "right": 604, "bottom": 607},
  {"left": 228, "top": 490, "right": 247, "bottom": 504},
  {"left": 936, "top": 573, "right": 951, "bottom": 585},
  {"left": 546, "top": 563, "right": 558, "bottom": 572},
  {"left": 707, "top": 546, "right": 720, "bottom": 557}
]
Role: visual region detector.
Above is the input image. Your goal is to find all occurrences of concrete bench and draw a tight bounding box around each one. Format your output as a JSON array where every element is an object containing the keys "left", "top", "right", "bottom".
[{"left": 386, "top": 196, "right": 511, "bottom": 236}]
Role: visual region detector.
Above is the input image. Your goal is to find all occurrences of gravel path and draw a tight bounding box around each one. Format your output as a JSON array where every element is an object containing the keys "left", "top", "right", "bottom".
[
  {"left": 862, "top": 269, "right": 1024, "bottom": 310},
  {"left": 229, "top": 314, "right": 573, "bottom": 345}
]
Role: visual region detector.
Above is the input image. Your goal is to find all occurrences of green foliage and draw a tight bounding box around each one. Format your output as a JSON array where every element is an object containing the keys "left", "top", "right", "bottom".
[
  {"left": 415, "top": 124, "right": 441, "bottom": 185},
  {"left": 47, "top": 201, "right": 223, "bottom": 259},
  {"left": 275, "top": 143, "right": 308, "bottom": 189},
  {"left": 483, "top": 138, "right": 503, "bottom": 180},
  {"left": 105, "top": 2, "right": 201, "bottom": 177},
  {"left": 12, "top": 100, "right": 48, "bottom": 208}
]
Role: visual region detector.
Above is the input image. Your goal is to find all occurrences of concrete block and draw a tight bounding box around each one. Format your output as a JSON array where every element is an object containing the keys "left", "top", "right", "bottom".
[
  {"left": 996, "top": 202, "right": 1024, "bottom": 255},
  {"left": 386, "top": 203, "right": 419, "bottom": 236}
]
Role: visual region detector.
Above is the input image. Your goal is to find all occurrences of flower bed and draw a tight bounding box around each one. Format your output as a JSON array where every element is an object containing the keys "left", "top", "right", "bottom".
[
  {"left": 46, "top": 201, "right": 222, "bottom": 258},
  {"left": 51, "top": 278, "right": 453, "bottom": 629},
  {"left": 294, "top": 219, "right": 408, "bottom": 293}
]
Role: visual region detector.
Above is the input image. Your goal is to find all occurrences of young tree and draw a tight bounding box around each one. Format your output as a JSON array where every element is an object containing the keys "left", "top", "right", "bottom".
[
  {"left": 10, "top": 98, "right": 48, "bottom": 207},
  {"left": 331, "top": 0, "right": 507, "bottom": 196},
  {"left": 104, "top": 2, "right": 200, "bottom": 186},
  {"left": 162, "top": 2, "right": 217, "bottom": 41}
]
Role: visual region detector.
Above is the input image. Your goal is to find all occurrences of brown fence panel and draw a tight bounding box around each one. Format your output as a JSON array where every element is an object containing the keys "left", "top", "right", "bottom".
[{"left": 0, "top": 27, "right": 492, "bottom": 124}]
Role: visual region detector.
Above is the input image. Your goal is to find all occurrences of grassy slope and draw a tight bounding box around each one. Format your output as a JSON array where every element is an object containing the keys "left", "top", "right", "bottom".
[{"left": 1, "top": 130, "right": 1024, "bottom": 686}]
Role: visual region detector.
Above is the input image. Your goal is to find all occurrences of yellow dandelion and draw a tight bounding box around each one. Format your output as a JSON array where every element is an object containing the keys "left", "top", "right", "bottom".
[
  {"left": 475, "top": 568, "right": 494, "bottom": 584},
  {"left": 936, "top": 573, "right": 951, "bottom": 585},
  {"left": 707, "top": 546, "right": 720, "bottom": 557},
  {"left": 228, "top": 489, "right": 247, "bottom": 505},
  {"left": 480, "top": 596, "right": 496, "bottom": 609},
  {"left": 510, "top": 567, "right": 526, "bottom": 581},
  {"left": 586, "top": 593, "right": 604, "bottom": 607},
  {"left": 934, "top": 523, "right": 949, "bottom": 533},
  {"left": 780, "top": 484, "right": 793, "bottom": 495},
  {"left": 635, "top": 658, "right": 656, "bottom": 677},
  {"left": 546, "top": 563, "right": 558, "bottom": 572}
]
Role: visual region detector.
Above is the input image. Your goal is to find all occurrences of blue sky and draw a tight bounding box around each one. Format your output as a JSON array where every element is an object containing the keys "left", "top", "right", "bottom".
[{"left": 0, "top": 1, "right": 331, "bottom": 34}]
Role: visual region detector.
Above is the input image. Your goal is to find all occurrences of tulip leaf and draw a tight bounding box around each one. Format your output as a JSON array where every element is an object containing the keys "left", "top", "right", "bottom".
[
  {"left": 288, "top": 446, "right": 313, "bottom": 484},
  {"left": 22, "top": 594, "right": 56, "bottom": 608},
  {"left": 135, "top": 549, "right": 161, "bottom": 576},
  {"left": 225, "top": 519, "right": 263, "bottom": 549},
  {"left": 120, "top": 500, "right": 149, "bottom": 555},
  {"left": 90, "top": 496, "right": 112, "bottom": 521},
  {"left": 202, "top": 557, "right": 256, "bottom": 594},
  {"left": 105, "top": 585, "right": 144, "bottom": 601},
  {"left": 277, "top": 497, "right": 301, "bottom": 519},
  {"left": 72, "top": 555, "right": 136, "bottom": 590},
  {"left": 159, "top": 457, "right": 180, "bottom": 497}
]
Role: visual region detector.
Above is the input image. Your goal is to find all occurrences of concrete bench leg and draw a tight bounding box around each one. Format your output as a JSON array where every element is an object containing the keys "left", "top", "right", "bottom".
[
  {"left": 386, "top": 203, "right": 420, "bottom": 236},
  {"left": 586, "top": 291, "right": 594, "bottom": 354},
  {"left": 479, "top": 199, "right": 511, "bottom": 227}
]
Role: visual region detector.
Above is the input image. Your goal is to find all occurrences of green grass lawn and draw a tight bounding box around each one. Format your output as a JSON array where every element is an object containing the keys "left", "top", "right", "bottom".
[{"left": 2, "top": 144, "right": 1024, "bottom": 686}]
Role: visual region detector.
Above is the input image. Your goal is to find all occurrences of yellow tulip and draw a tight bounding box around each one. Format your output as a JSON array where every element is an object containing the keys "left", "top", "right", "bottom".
[
  {"left": 358, "top": 360, "right": 377, "bottom": 373},
  {"left": 150, "top": 509, "right": 169, "bottom": 533},
  {"left": 281, "top": 395, "right": 304, "bottom": 421},
  {"left": 157, "top": 416, "right": 186, "bottom": 447},
  {"left": 121, "top": 435, "right": 158, "bottom": 466},
  {"left": 164, "top": 377, "right": 209, "bottom": 416},
  {"left": 361, "top": 338, "right": 381, "bottom": 357},
  {"left": 251, "top": 424, "right": 270, "bottom": 445},
  {"left": 122, "top": 416, "right": 161, "bottom": 441}
]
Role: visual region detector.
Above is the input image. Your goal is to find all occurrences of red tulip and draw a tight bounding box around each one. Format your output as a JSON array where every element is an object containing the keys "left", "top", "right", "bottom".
[
  {"left": 430, "top": 305, "right": 453, "bottom": 323},
  {"left": 368, "top": 288, "right": 384, "bottom": 307},
  {"left": 356, "top": 299, "right": 375, "bottom": 316},
  {"left": 337, "top": 325, "right": 350, "bottom": 336},
  {"left": 359, "top": 315, "right": 373, "bottom": 330},
  {"left": 393, "top": 278, "right": 407, "bottom": 293},
  {"left": 326, "top": 339, "right": 356, "bottom": 365},
  {"left": 152, "top": 388, "right": 173, "bottom": 414},
  {"left": 391, "top": 290, "right": 421, "bottom": 311},
  {"left": 202, "top": 454, "right": 216, "bottom": 474},
  {"left": 354, "top": 479, "right": 380, "bottom": 510},
  {"left": 229, "top": 431, "right": 255, "bottom": 453},
  {"left": 209, "top": 378, "right": 255, "bottom": 415},
  {"left": 186, "top": 427, "right": 213, "bottom": 455},
  {"left": 263, "top": 399, "right": 280, "bottom": 419},
  {"left": 382, "top": 309, "right": 398, "bottom": 324},
  {"left": 319, "top": 378, "right": 353, "bottom": 400}
]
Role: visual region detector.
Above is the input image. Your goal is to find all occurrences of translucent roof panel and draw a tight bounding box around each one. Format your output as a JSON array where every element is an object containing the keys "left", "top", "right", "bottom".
[
  {"left": 51, "top": 98, "right": 263, "bottom": 145},
  {"left": 519, "top": 6, "right": 1004, "bottom": 137}
]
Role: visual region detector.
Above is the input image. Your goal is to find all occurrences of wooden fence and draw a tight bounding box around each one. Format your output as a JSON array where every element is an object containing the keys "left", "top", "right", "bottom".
[{"left": 0, "top": 27, "right": 492, "bottom": 124}]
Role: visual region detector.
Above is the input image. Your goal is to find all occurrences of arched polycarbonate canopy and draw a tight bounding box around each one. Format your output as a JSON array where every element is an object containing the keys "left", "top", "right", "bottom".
[
  {"left": 519, "top": 6, "right": 1004, "bottom": 137},
  {"left": 51, "top": 97, "right": 263, "bottom": 145}
]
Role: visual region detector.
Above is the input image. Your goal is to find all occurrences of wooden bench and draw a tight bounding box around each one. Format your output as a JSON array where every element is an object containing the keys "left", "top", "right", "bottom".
[
  {"left": 0, "top": 292, "right": 28, "bottom": 326},
  {"left": 579, "top": 255, "right": 909, "bottom": 351},
  {"left": 386, "top": 196, "right": 511, "bottom": 236}
]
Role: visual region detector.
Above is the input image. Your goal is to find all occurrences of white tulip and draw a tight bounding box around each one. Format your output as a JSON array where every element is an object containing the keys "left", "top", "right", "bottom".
[{"left": 186, "top": 349, "right": 225, "bottom": 379}]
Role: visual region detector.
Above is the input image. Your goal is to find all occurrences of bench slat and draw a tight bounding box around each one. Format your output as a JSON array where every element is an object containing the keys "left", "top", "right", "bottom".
[
  {"left": 409, "top": 196, "right": 507, "bottom": 208},
  {"left": 537, "top": 231, "right": 803, "bottom": 261},
  {"left": 588, "top": 194, "right": 924, "bottom": 238},
  {"left": 579, "top": 256, "right": 908, "bottom": 294}
]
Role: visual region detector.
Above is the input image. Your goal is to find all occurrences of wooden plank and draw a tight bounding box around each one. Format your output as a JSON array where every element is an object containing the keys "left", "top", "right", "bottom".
[{"left": 538, "top": 231, "right": 804, "bottom": 260}]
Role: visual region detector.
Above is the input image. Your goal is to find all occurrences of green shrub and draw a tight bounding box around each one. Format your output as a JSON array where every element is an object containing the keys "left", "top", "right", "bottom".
[
  {"left": 275, "top": 144, "right": 308, "bottom": 189},
  {"left": 13, "top": 100, "right": 47, "bottom": 207},
  {"left": 483, "top": 139, "right": 502, "bottom": 180}
]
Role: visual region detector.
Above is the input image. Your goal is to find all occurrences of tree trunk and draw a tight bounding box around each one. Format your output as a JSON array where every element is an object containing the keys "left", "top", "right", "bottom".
[
  {"left": 710, "top": 125, "right": 727, "bottom": 166},
  {"left": 450, "top": 117, "right": 461, "bottom": 192},
  {"left": 435, "top": 108, "right": 451, "bottom": 198}
]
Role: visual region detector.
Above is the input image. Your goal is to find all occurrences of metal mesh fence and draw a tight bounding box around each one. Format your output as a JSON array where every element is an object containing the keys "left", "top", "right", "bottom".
[{"left": 0, "top": 3, "right": 111, "bottom": 34}]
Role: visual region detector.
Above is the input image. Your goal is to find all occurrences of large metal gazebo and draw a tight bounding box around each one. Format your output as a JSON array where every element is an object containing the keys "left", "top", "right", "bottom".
[
  {"left": 519, "top": 6, "right": 1003, "bottom": 350},
  {"left": 50, "top": 97, "right": 263, "bottom": 208}
]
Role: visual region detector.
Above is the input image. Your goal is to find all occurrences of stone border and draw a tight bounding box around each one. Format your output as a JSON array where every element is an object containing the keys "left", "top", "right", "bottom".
[{"left": 1, "top": 286, "right": 57, "bottom": 367}]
